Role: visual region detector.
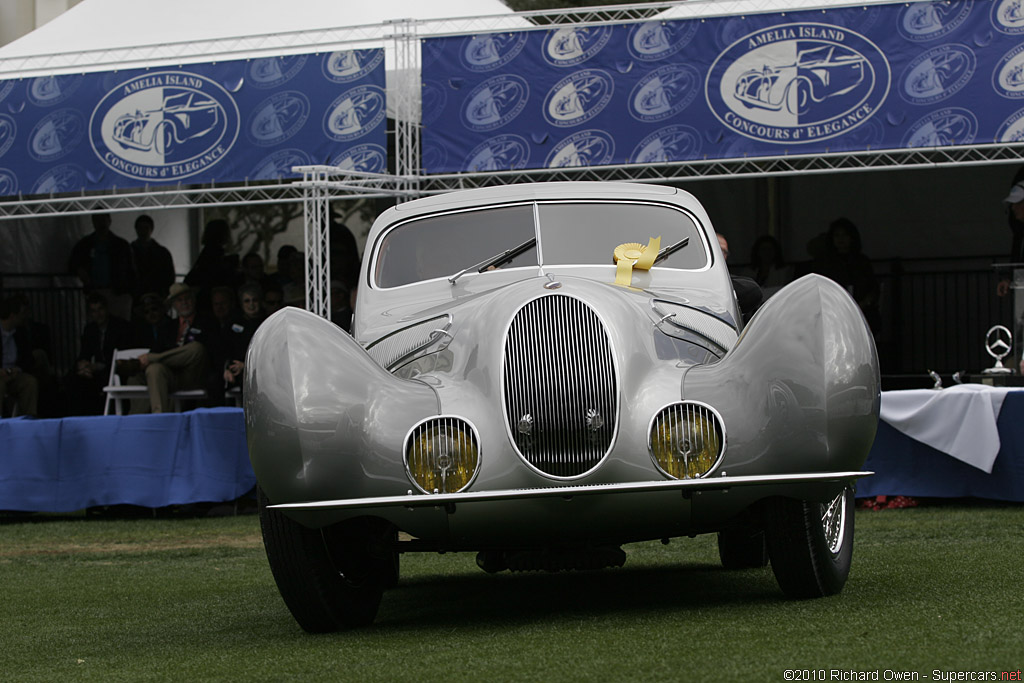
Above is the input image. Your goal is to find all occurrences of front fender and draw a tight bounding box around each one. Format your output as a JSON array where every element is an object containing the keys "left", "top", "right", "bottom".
[
  {"left": 244, "top": 307, "right": 439, "bottom": 507},
  {"left": 683, "top": 274, "right": 880, "bottom": 475}
]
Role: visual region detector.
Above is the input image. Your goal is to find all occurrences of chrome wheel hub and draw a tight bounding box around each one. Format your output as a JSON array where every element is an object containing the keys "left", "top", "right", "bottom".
[{"left": 821, "top": 488, "right": 848, "bottom": 555}]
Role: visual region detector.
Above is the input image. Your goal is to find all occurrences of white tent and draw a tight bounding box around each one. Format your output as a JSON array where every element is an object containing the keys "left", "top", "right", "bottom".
[{"left": 0, "top": 0, "right": 533, "bottom": 119}]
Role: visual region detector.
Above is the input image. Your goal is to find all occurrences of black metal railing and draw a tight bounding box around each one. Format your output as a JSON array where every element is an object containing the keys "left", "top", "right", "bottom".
[
  {"left": 876, "top": 258, "right": 1014, "bottom": 378},
  {"left": 1, "top": 273, "right": 88, "bottom": 378}
]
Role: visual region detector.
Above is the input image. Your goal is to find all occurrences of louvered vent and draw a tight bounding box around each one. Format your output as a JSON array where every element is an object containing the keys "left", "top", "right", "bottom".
[{"left": 503, "top": 295, "right": 617, "bottom": 478}]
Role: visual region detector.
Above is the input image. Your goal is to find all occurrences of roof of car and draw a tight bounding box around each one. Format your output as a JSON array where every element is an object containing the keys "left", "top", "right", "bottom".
[{"left": 391, "top": 181, "right": 680, "bottom": 215}]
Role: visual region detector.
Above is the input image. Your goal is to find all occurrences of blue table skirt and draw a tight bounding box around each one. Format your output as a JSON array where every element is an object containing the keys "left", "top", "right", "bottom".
[
  {"left": 0, "top": 408, "right": 256, "bottom": 513},
  {"left": 859, "top": 392, "right": 1024, "bottom": 502}
]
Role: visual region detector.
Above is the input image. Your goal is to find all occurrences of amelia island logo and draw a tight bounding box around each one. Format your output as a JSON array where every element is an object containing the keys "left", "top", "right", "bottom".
[
  {"left": 545, "top": 129, "right": 615, "bottom": 168},
  {"left": 630, "top": 64, "right": 701, "bottom": 122},
  {"left": 0, "top": 114, "right": 16, "bottom": 159},
  {"left": 899, "top": 44, "right": 976, "bottom": 105},
  {"left": 543, "top": 69, "right": 614, "bottom": 127},
  {"left": 464, "top": 134, "right": 530, "bottom": 172},
  {"left": 629, "top": 125, "right": 702, "bottom": 164},
  {"left": 0, "top": 168, "right": 17, "bottom": 196},
  {"left": 29, "top": 108, "right": 85, "bottom": 162},
  {"left": 248, "top": 55, "right": 308, "bottom": 89},
  {"left": 89, "top": 71, "right": 240, "bottom": 182},
  {"left": 543, "top": 26, "right": 612, "bottom": 67},
  {"left": 902, "top": 108, "right": 978, "bottom": 147},
  {"left": 994, "top": 43, "right": 1024, "bottom": 99},
  {"left": 247, "top": 91, "right": 309, "bottom": 146},
  {"left": 992, "top": 0, "right": 1024, "bottom": 35},
  {"left": 28, "top": 75, "right": 82, "bottom": 107},
  {"left": 323, "top": 85, "right": 386, "bottom": 142},
  {"left": 249, "top": 149, "right": 311, "bottom": 181},
  {"left": 322, "top": 50, "right": 385, "bottom": 83},
  {"left": 705, "top": 23, "right": 890, "bottom": 145},
  {"left": 898, "top": 1, "right": 974, "bottom": 42},
  {"left": 628, "top": 19, "right": 699, "bottom": 62},
  {"left": 331, "top": 143, "right": 387, "bottom": 174},
  {"left": 461, "top": 75, "right": 529, "bottom": 132},
  {"left": 461, "top": 32, "right": 529, "bottom": 72}
]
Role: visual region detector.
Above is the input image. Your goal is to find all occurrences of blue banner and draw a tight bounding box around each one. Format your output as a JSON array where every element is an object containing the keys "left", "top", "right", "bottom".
[
  {"left": 421, "top": 1, "right": 1024, "bottom": 173},
  {"left": 0, "top": 49, "right": 386, "bottom": 197}
]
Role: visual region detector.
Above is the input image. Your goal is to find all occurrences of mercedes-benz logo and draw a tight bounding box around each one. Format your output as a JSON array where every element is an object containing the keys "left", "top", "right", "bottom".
[
  {"left": 986, "top": 325, "right": 1012, "bottom": 361},
  {"left": 983, "top": 324, "right": 1013, "bottom": 375}
]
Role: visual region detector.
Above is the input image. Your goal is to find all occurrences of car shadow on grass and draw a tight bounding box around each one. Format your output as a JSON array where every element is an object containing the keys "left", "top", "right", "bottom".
[{"left": 374, "top": 560, "right": 782, "bottom": 630}]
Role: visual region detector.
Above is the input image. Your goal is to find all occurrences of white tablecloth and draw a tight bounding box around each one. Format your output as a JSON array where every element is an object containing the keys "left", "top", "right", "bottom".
[{"left": 879, "top": 385, "right": 1018, "bottom": 474}]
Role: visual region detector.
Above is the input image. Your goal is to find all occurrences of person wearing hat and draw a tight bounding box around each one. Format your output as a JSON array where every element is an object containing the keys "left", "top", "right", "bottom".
[
  {"left": 130, "top": 282, "right": 216, "bottom": 413},
  {"left": 997, "top": 174, "right": 1024, "bottom": 297}
]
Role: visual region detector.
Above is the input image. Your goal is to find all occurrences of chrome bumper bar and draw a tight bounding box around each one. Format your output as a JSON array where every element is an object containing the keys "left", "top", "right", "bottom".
[{"left": 269, "top": 471, "right": 872, "bottom": 511}]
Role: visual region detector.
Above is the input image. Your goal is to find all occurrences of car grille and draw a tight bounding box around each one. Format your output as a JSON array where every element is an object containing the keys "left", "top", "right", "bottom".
[{"left": 503, "top": 294, "right": 618, "bottom": 478}]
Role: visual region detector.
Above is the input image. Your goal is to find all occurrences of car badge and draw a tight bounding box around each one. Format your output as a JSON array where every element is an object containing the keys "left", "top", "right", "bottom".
[
  {"left": 543, "top": 274, "right": 562, "bottom": 290},
  {"left": 982, "top": 324, "right": 1013, "bottom": 375},
  {"left": 585, "top": 408, "right": 603, "bottom": 431},
  {"left": 517, "top": 414, "right": 534, "bottom": 435}
]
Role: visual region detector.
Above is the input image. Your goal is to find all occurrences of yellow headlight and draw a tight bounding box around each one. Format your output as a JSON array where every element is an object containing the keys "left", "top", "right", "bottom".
[
  {"left": 650, "top": 402, "right": 724, "bottom": 479},
  {"left": 406, "top": 417, "right": 480, "bottom": 494}
]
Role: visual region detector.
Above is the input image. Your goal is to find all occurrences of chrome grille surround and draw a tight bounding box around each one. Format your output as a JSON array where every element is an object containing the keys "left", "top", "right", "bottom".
[
  {"left": 404, "top": 416, "right": 481, "bottom": 494},
  {"left": 648, "top": 401, "right": 727, "bottom": 480},
  {"left": 502, "top": 294, "right": 619, "bottom": 479},
  {"left": 365, "top": 314, "right": 452, "bottom": 370}
]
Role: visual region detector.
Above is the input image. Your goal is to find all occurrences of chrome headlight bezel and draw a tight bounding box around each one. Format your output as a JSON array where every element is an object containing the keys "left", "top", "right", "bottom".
[
  {"left": 648, "top": 400, "right": 727, "bottom": 480},
  {"left": 404, "top": 415, "right": 481, "bottom": 494}
]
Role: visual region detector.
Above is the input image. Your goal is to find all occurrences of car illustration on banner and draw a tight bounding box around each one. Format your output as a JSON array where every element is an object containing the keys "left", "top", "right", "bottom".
[
  {"left": 706, "top": 23, "right": 889, "bottom": 144},
  {"left": 112, "top": 92, "right": 221, "bottom": 155},
  {"left": 904, "top": 47, "right": 975, "bottom": 100},
  {"left": 244, "top": 182, "right": 880, "bottom": 631},
  {"left": 733, "top": 45, "right": 866, "bottom": 115}
]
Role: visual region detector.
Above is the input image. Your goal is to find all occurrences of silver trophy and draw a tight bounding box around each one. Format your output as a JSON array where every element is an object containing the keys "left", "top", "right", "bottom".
[{"left": 982, "top": 325, "right": 1014, "bottom": 375}]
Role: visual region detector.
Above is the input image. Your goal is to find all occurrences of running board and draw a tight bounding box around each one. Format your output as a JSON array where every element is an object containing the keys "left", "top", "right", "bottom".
[{"left": 269, "top": 471, "right": 872, "bottom": 511}]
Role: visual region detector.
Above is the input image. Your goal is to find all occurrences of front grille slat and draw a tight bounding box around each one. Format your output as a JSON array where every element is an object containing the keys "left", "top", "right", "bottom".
[{"left": 504, "top": 295, "right": 618, "bottom": 478}]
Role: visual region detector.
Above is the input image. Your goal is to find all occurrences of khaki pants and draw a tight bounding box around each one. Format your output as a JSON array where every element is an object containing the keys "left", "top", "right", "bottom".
[
  {"left": 0, "top": 369, "right": 39, "bottom": 417},
  {"left": 128, "top": 342, "right": 207, "bottom": 414}
]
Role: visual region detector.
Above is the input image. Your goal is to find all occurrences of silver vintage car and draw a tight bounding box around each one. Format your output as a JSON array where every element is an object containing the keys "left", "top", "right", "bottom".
[{"left": 245, "top": 181, "right": 879, "bottom": 632}]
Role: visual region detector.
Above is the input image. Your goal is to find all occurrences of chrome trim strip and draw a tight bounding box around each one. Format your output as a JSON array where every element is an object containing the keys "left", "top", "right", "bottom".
[
  {"left": 365, "top": 314, "right": 452, "bottom": 370},
  {"left": 269, "top": 471, "right": 875, "bottom": 511}
]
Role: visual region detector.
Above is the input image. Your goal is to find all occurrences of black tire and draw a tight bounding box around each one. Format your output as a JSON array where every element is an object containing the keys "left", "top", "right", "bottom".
[
  {"left": 764, "top": 485, "right": 854, "bottom": 599},
  {"left": 257, "top": 488, "right": 386, "bottom": 632},
  {"left": 717, "top": 528, "right": 769, "bottom": 569}
]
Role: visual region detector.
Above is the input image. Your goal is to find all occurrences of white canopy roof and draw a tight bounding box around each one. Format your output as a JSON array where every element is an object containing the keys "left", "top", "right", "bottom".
[{"left": 0, "top": 0, "right": 531, "bottom": 77}]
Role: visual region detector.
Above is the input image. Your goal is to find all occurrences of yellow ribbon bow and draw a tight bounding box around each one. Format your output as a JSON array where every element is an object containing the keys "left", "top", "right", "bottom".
[{"left": 613, "top": 236, "right": 661, "bottom": 286}]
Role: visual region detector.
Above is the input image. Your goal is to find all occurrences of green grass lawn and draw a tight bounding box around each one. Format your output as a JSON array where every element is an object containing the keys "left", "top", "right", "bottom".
[{"left": 1, "top": 504, "right": 1022, "bottom": 682}]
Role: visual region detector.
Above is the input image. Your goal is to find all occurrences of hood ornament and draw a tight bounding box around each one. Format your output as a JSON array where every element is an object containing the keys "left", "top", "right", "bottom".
[
  {"left": 982, "top": 324, "right": 1013, "bottom": 375},
  {"left": 543, "top": 273, "right": 561, "bottom": 290}
]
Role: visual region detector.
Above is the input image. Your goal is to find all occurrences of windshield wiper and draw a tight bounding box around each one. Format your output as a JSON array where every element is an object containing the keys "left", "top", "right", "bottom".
[
  {"left": 448, "top": 237, "right": 537, "bottom": 285},
  {"left": 653, "top": 237, "right": 689, "bottom": 265}
]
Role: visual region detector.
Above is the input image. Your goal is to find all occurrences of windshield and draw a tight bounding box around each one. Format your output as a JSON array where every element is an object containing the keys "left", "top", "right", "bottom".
[{"left": 373, "top": 200, "right": 708, "bottom": 288}]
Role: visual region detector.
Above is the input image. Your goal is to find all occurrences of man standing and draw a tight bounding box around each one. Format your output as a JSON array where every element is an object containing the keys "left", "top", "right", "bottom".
[
  {"left": 0, "top": 296, "right": 39, "bottom": 417},
  {"left": 131, "top": 214, "right": 176, "bottom": 301},
  {"left": 134, "top": 283, "right": 215, "bottom": 413},
  {"left": 69, "top": 212, "right": 136, "bottom": 320}
]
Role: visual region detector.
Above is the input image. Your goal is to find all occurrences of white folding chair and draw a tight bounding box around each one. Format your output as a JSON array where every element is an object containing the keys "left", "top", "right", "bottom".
[
  {"left": 171, "top": 388, "right": 208, "bottom": 412},
  {"left": 225, "top": 386, "right": 243, "bottom": 407},
  {"left": 102, "top": 348, "right": 150, "bottom": 416}
]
